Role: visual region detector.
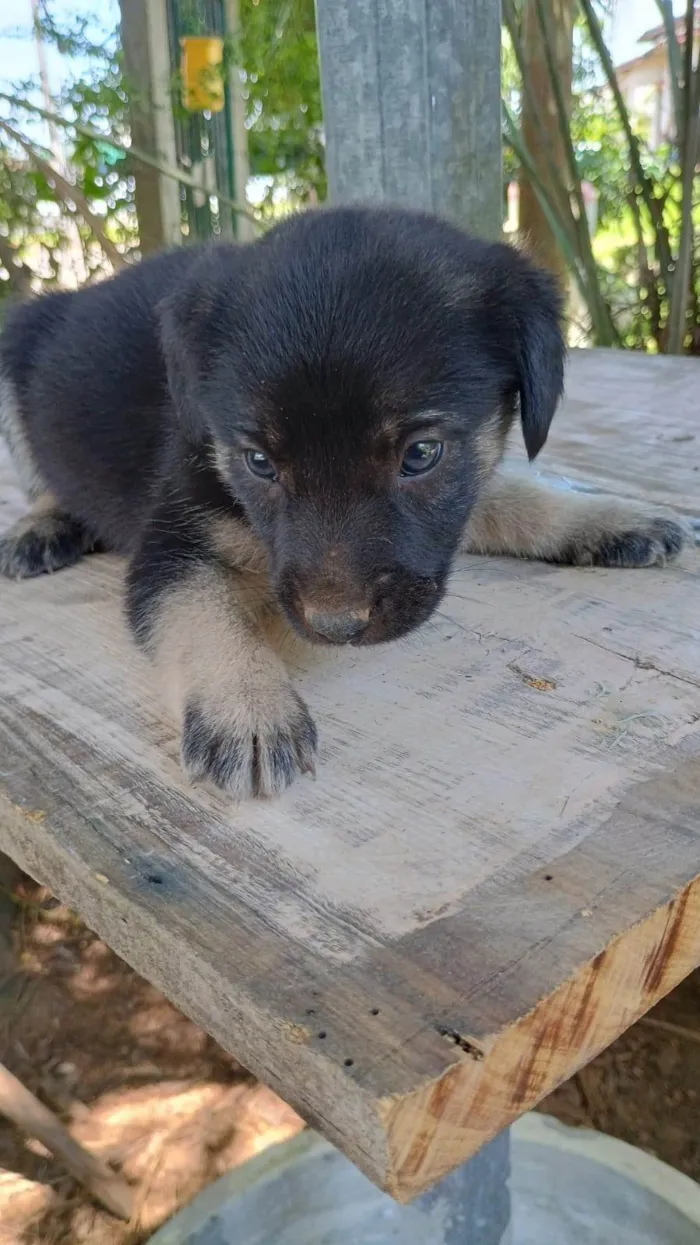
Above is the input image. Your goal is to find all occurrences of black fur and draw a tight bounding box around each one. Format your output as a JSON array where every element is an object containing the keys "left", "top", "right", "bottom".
[
  {"left": 0, "top": 206, "right": 564, "bottom": 647},
  {"left": 561, "top": 517, "right": 685, "bottom": 569},
  {"left": 182, "top": 697, "right": 318, "bottom": 796},
  {"left": 0, "top": 512, "right": 98, "bottom": 579}
]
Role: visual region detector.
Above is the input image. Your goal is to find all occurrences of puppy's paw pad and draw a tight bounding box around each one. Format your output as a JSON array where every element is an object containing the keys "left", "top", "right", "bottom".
[
  {"left": 181, "top": 691, "right": 318, "bottom": 801},
  {"left": 0, "top": 516, "right": 93, "bottom": 580},
  {"left": 579, "top": 517, "right": 688, "bottom": 569}
]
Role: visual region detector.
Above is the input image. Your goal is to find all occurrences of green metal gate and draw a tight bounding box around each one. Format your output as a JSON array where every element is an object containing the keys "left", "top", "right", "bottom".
[{"left": 166, "top": 0, "right": 241, "bottom": 240}]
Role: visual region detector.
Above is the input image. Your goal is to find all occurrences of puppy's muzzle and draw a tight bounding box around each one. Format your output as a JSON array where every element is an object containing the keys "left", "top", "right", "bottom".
[{"left": 301, "top": 604, "right": 370, "bottom": 644}]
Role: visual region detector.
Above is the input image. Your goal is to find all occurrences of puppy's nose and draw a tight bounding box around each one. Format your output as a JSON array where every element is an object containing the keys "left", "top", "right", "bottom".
[{"left": 302, "top": 605, "right": 370, "bottom": 643}]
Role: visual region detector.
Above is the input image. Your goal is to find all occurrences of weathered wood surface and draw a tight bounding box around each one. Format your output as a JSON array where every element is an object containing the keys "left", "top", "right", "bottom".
[
  {"left": 1, "top": 348, "right": 700, "bottom": 1201},
  {"left": 315, "top": 0, "right": 503, "bottom": 238}
]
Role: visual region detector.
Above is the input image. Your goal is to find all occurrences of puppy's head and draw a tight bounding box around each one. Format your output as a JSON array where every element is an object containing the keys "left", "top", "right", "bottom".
[{"left": 160, "top": 208, "right": 564, "bottom": 645}]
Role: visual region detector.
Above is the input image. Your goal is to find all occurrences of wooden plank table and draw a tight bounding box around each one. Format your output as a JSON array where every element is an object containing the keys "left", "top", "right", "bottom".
[{"left": 1, "top": 349, "right": 699, "bottom": 1209}]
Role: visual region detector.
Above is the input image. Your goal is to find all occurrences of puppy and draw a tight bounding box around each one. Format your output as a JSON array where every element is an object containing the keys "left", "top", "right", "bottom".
[{"left": 0, "top": 207, "right": 687, "bottom": 798}]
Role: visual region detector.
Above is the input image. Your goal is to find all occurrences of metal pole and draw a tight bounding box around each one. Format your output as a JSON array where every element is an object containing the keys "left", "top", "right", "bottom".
[
  {"left": 119, "top": 0, "right": 182, "bottom": 251},
  {"left": 315, "top": 0, "right": 503, "bottom": 239},
  {"left": 416, "top": 1129, "right": 512, "bottom": 1244},
  {"left": 224, "top": 0, "right": 254, "bottom": 241},
  {"left": 142, "top": 1126, "right": 512, "bottom": 1243}
]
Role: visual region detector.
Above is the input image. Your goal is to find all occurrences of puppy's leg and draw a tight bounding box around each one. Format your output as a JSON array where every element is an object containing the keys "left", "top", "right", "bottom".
[
  {"left": 463, "top": 470, "right": 688, "bottom": 567},
  {"left": 0, "top": 369, "right": 44, "bottom": 503},
  {"left": 0, "top": 374, "right": 98, "bottom": 578},
  {"left": 127, "top": 524, "right": 317, "bottom": 800},
  {"left": 0, "top": 492, "right": 99, "bottom": 580}
]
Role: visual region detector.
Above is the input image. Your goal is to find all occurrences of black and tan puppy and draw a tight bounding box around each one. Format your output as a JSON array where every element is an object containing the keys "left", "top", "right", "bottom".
[{"left": 0, "top": 207, "right": 687, "bottom": 798}]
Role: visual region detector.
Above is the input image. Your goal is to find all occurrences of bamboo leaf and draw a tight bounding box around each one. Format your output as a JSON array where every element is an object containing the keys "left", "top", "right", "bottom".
[
  {"left": 503, "top": 103, "right": 596, "bottom": 312},
  {"left": 503, "top": 0, "right": 580, "bottom": 236},
  {"left": 578, "top": 0, "right": 674, "bottom": 284},
  {"left": 0, "top": 117, "right": 126, "bottom": 269},
  {"left": 0, "top": 92, "right": 260, "bottom": 229}
]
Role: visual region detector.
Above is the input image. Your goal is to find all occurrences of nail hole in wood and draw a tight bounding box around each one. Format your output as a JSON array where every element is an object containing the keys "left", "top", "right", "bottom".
[
  {"left": 544, "top": 874, "right": 553, "bottom": 882},
  {"left": 147, "top": 874, "right": 164, "bottom": 886},
  {"left": 306, "top": 1008, "right": 316, "bottom": 1016},
  {"left": 370, "top": 1008, "right": 380, "bottom": 1016},
  {"left": 344, "top": 1058, "right": 354, "bottom": 1068},
  {"left": 317, "top": 1031, "right": 327, "bottom": 1040}
]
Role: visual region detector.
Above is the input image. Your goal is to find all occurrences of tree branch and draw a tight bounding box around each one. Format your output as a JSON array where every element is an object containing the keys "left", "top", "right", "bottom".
[
  {"left": 0, "top": 118, "right": 126, "bottom": 270},
  {"left": 0, "top": 93, "right": 260, "bottom": 230},
  {"left": 0, "top": 1062, "right": 133, "bottom": 1219}
]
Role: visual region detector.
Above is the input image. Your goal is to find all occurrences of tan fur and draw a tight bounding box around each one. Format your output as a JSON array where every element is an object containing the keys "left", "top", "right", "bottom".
[
  {"left": 211, "top": 439, "right": 233, "bottom": 487},
  {"left": 463, "top": 468, "right": 689, "bottom": 565},
  {"left": 472, "top": 410, "right": 508, "bottom": 485},
  {"left": 149, "top": 561, "right": 316, "bottom": 800},
  {"left": 0, "top": 492, "right": 93, "bottom": 580},
  {"left": 0, "top": 371, "right": 46, "bottom": 501},
  {"left": 207, "top": 514, "right": 269, "bottom": 575},
  {"left": 12, "top": 491, "right": 60, "bottom": 527}
]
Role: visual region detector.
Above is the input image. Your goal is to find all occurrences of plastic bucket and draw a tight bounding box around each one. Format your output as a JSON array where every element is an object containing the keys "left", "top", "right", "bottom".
[{"left": 147, "top": 1113, "right": 700, "bottom": 1245}]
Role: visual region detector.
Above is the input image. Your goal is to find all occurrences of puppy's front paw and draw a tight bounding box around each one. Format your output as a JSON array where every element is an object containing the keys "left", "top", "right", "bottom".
[
  {"left": 181, "top": 683, "right": 318, "bottom": 800},
  {"left": 570, "top": 514, "right": 688, "bottom": 569},
  {"left": 0, "top": 512, "right": 96, "bottom": 579}
]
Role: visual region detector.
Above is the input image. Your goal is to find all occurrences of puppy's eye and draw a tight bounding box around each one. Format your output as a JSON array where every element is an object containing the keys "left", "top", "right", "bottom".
[
  {"left": 244, "top": 449, "right": 277, "bottom": 480},
  {"left": 400, "top": 440, "right": 443, "bottom": 477}
]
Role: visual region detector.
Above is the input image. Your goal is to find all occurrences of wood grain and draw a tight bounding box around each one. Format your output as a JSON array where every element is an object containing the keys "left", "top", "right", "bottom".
[
  {"left": 316, "top": 0, "right": 502, "bottom": 237},
  {"left": 1, "top": 349, "right": 699, "bottom": 1200}
]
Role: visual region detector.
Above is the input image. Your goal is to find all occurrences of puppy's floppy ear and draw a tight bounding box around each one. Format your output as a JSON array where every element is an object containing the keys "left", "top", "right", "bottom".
[
  {"left": 513, "top": 262, "right": 565, "bottom": 461},
  {"left": 158, "top": 246, "right": 249, "bottom": 438},
  {"left": 158, "top": 265, "right": 216, "bottom": 438}
]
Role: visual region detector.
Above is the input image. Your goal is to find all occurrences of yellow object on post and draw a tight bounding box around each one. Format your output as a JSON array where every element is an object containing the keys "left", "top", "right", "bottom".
[{"left": 180, "top": 36, "right": 225, "bottom": 113}]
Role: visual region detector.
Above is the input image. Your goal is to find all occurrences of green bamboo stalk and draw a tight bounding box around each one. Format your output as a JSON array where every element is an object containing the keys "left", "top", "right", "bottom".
[
  {"left": 666, "top": 21, "right": 700, "bottom": 353},
  {"left": 682, "top": 1, "right": 697, "bottom": 147},
  {"left": 654, "top": 0, "right": 685, "bottom": 142},
  {"left": 502, "top": 104, "right": 592, "bottom": 309},
  {"left": 532, "top": 0, "right": 617, "bottom": 344},
  {"left": 578, "top": 0, "right": 674, "bottom": 284},
  {"left": 502, "top": 0, "right": 583, "bottom": 250}
]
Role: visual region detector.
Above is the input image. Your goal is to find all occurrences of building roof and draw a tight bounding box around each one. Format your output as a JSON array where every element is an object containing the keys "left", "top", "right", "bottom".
[{"left": 639, "top": 13, "right": 700, "bottom": 46}]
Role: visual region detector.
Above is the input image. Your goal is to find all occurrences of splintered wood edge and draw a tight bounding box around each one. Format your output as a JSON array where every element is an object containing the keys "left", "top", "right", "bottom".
[{"left": 377, "top": 876, "right": 700, "bottom": 1201}]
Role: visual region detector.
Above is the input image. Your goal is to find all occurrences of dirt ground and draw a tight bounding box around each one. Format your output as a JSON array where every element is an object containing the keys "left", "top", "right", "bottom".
[{"left": 0, "top": 871, "right": 699, "bottom": 1245}]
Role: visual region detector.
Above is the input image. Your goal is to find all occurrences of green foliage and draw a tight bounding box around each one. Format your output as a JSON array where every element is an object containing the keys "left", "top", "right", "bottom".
[
  {"left": 505, "top": 0, "right": 699, "bottom": 354},
  {"left": 0, "top": 7, "right": 136, "bottom": 298},
  {"left": 0, "top": 0, "right": 325, "bottom": 300},
  {"left": 2, "top": 0, "right": 696, "bottom": 353},
  {"left": 58, "top": 59, "right": 134, "bottom": 234},
  {"left": 238, "top": 0, "right": 325, "bottom": 203}
]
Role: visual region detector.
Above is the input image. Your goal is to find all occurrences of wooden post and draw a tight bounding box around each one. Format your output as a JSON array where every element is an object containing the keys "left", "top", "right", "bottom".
[
  {"left": 224, "top": 0, "right": 254, "bottom": 242},
  {"left": 315, "top": 0, "right": 503, "bottom": 239},
  {"left": 118, "top": 0, "right": 182, "bottom": 253}
]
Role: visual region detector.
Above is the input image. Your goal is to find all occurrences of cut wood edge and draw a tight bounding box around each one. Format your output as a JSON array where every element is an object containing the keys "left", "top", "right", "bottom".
[
  {"left": 377, "top": 875, "right": 700, "bottom": 1202},
  {"left": 3, "top": 781, "right": 700, "bottom": 1206}
]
